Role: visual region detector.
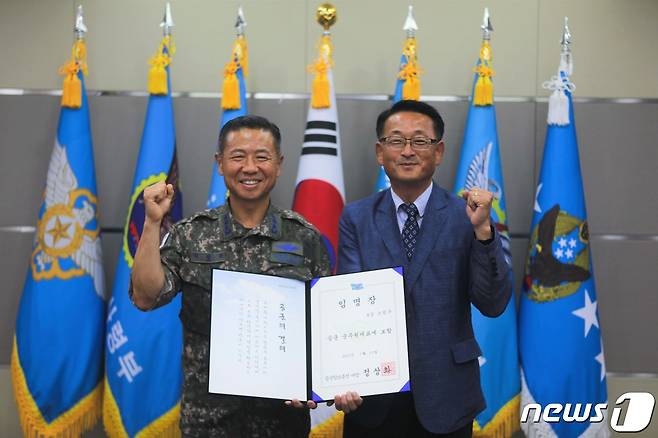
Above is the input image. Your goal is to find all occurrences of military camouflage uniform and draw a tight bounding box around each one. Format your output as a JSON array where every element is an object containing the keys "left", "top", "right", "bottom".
[{"left": 141, "top": 203, "right": 331, "bottom": 437}]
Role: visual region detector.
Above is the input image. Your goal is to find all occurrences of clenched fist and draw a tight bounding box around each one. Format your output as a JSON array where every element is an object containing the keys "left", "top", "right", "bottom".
[
  {"left": 143, "top": 181, "right": 175, "bottom": 224},
  {"left": 462, "top": 187, "right": 493, "bottom": 240}
]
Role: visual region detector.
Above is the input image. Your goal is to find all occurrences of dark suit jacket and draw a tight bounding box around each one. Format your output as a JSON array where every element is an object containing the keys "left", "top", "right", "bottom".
[{"left": 338, "top": 183, "right": 512, "bottom": 434}]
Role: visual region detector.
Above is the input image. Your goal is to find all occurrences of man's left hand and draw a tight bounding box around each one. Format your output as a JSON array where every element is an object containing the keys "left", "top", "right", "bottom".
[
  {"left": 329, "top": 391, "right": 362, "bottom": 414},
  {"left": 463, "top": 188, "right": 493, "bottom": 240}
]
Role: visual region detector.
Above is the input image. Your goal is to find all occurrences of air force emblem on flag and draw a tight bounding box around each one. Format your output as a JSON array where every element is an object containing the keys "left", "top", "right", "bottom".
[
  {"left": 32, "top": 141, "right": 104, "bottom": 298},
  {"left": 524, "top": 204, "right": 591, "bottom": 302}
]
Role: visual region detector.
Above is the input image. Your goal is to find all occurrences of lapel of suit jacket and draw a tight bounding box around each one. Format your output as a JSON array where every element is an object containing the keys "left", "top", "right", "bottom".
[
  {"left": 374, "top": 189, "right": 406, "bottom": 266},
  {"left": 405, "top": 182, "right": 450, "bottom": 292}
]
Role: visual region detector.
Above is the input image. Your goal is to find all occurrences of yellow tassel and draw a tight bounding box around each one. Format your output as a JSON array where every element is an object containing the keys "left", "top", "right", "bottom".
[
  {"left": 222, "top": 61, "right": 241, "bottom": 110},
  {"left": 148, "top": 56, "right": 168, "bottom": 95},
  {"left": 473, "top": 41, "right": 495, "bottom": 107},
  {"left": 60, "top": 63, "right": 82, "bottom": 108},
  {"left": 59, "top": 40, "right": 88, "bottom": 108},
  {"left": 148, "top": 37, "right": 173, "bottom": 95},
  {"left": 473, "top": 75, "right": 493, "bottom": 106},
  {"left": 399, "top": 37, "right": 422, "bottom": 101},
  {"left": 399, "top": 61, "right": 421, "bottom": 100},
  {"left": 310, "top": 60, "right": 330, "bottom": 109},
  {"left": 307, "top": 35, "right": 333, "bottom": 109},
  {"left": 402, "top": 76, "right": 420, "bottom": 100}
]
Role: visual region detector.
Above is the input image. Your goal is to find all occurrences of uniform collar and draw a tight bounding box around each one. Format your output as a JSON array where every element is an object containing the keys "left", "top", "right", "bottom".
[{"left": 218, "top": 201, "right": 283, "bottom": 241}]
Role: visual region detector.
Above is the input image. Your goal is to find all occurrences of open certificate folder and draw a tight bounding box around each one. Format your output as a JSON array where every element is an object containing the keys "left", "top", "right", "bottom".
[{"left": 208, "top": 267, "right": 410, "bottom": 402}]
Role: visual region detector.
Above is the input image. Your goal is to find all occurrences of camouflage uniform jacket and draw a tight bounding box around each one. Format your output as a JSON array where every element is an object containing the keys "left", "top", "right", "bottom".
[{"left": 149, "top": 202, "right": 331, "bottom": 437}]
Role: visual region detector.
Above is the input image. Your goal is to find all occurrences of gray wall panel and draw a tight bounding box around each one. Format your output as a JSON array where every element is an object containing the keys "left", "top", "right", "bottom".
[
  {"left": 171, "top": 97, "right": 222, "bottom": 216},
  {"left": 101, "top": 232, "right": 123, "bottom": 300},
  {"left": 510, "top": 237, "right": 530, "bottom": 306},
  {"left": 0, "top": 96, "right": 59, "bottom": 227},
  {"left": 592, "top": 238, "right": 658, "bottom": 374},
  {"left": 89, "top": 95, "right": 146, "bottom": 228},
  {"left": 495, "top": 103, "right": 536, "bottom": 235}
]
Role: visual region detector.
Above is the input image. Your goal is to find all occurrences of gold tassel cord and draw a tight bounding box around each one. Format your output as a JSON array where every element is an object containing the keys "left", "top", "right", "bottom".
[
  {"left": 308, "top": 35, "right": 333, "bottom": 109},
  {"left": 473, "top": 41, "right": 495, "bottom": 106},
  {"left": 59, "top": 39, "right": 88, "bottom": 109},
  {"left": 148, "top": 36, "right": 174, "bottom": 96}
]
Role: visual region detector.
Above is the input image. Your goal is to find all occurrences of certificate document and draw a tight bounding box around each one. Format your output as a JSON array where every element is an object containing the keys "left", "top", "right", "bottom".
[{"left": 208, "top": 267, "right": 409, "bottom": 402}]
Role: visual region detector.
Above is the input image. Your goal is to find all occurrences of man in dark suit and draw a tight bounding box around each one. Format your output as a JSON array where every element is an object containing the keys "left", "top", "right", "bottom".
[{"left": 333, "top": 100, "right": 512, "bottom": 437}]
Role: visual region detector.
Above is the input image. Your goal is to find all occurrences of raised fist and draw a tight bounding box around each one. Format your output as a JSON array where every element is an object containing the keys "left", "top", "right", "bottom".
[{"left": 143, "top": 181, "right": 175, "bottom": 224}]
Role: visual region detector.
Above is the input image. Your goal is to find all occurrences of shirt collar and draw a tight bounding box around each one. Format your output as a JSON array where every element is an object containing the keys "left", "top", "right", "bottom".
[
  {"left": 390, "top": 182, "right": 433, "bottom": 218},
  {"left": 219, "top": 201, "right": 282, "bottom": 241}
]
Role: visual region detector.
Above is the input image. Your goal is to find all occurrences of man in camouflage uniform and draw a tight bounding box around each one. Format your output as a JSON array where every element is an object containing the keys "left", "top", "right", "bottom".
[{"left": 130, "top": 115, "right": 331, "bottom": 437}]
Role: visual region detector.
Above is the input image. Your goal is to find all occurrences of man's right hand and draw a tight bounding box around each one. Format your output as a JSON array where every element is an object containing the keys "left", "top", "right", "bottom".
[{"left": 144, "top": 182, "right": 175, "bottom": 224}]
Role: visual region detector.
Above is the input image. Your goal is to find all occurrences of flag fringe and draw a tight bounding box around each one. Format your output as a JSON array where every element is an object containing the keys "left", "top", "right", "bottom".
[
  {"left": 148, "top": 36, "right": 174, "bottom": 95},
  {"left": 399, "top": 37, "right": 422, "bottom": 100},
  {"left": 102, "top": 377, "right": 181, "bottom": 438},
  {"left": 473, "top": 41, "right": 495, "bottom": 106},
  {"left": 473, "top": 394, "right": 520, "bottom": 438},
  {"left": 11, "top": 336, "right": 102, "bottom": 438},
  {"left": 308, "top": 35, "right": 333, "bottom": 109},
  {"left": 309, "top": 411, "right": 344, "bottom": 438},
  {"left": 59, "top": 40, "right": 87, "bottom": 108},
  {"left": 102, "top": 377, "right": 129, "bottom": 438}
]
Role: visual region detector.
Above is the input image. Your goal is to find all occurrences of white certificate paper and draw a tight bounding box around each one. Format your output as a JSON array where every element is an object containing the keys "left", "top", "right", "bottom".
[
  {"left": 309, "top": 267, "right": 409, "bottom": 401},
  {"left": 208, "top": 267, "right": 409, "bottom": 401},
  {"left": 208, "top": 270, "right": 307, "bottom": 401}
]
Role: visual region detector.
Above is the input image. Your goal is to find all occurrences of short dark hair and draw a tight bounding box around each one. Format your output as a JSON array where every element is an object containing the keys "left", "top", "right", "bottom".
[
  {"left": 376, "top": 100, "right": 445, "bottom": 140},
  {"left": 217, "top": 115, "right": 282, "bottom": 154}
]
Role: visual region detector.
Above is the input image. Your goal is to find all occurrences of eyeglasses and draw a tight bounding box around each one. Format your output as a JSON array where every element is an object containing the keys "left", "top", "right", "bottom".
[{"left": 378, "top": 135, "right": 441, "bottom": 150}]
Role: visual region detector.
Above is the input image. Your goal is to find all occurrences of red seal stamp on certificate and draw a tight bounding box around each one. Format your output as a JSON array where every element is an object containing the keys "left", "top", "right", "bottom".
[{"left": 381, "top": 361, "right": 396, "bottom": 376}]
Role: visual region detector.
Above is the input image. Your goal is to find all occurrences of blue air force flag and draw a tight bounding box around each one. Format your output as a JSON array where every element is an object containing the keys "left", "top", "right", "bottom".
[
  {"left": 453, "top": 68, "right": 520, "bottom": 438},
  {"left": 12, "top": 67, "right": 105, "bottom": 437},
  {"left": 103, "top": 40, "right": 184, "bottom": 438},
  {"left": 519, "top": 54, "right": 609, "bottom": 438}
]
